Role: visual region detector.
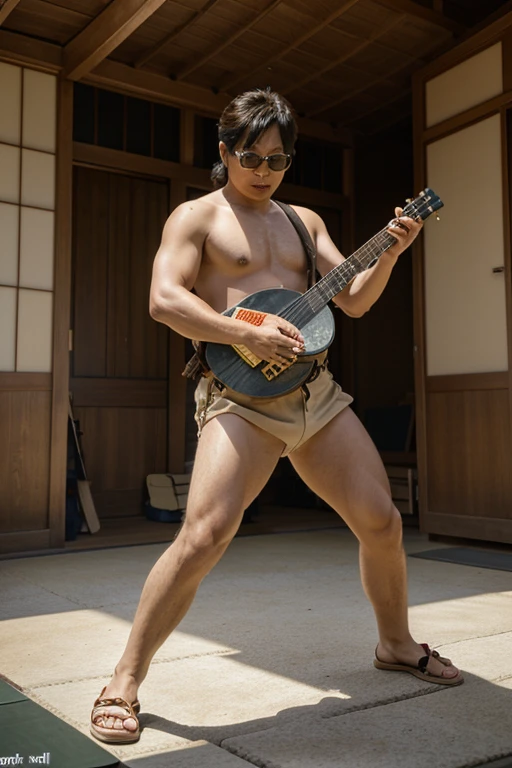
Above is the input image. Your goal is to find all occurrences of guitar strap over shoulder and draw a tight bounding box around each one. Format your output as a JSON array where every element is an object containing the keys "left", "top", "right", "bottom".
[
  {"left": 182, "top": 200, "right": 318, "bottom": 380},
  {"left": 273, "top": 200, "right": 317, "bottom": 289}
]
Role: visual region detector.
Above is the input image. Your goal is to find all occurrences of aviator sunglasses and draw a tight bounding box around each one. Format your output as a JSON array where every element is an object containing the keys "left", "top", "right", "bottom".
[{"left": 234, "top": 150, "right": 292, "bottom": 172}]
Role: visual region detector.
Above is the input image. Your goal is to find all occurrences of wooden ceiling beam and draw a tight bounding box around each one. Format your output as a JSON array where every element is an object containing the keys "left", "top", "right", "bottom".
[
  {"left": 176, "top": 0, "right": 282, "bottom": 81},
  {"left": 0, "top": 27, "right": 351, "bottom": 144},
  {"left": 0, "top": 0, "right": 21, "bottom": 26},
  {"left": 135, "top": 0, "right": 222, "bottom": 69},
  {"left": 88, "top": 57, "right": 231, "bottom": 111},
  {"left": 0, "top": 28, "right": 62, "bottom": 70},
  {"left": 371, "top": 0, "right": 465, "bottom": 34},
  {"left": 245, "top": 22, "right": 421, "bottom": 75},
  {"left": 87, "top": 58, "right": 352, "bottom": 143},
  {"left": 220, "top": 0, "right": 361, "bottom": 93},
  {"left": 62, "top": 0, "right": 169, "bottom": 81},
  {"left": 308, "top": 58, "right": 415, "bottom": 118},
  {"left": 283, "top": 14, "right": 405, "bottom": 97}
]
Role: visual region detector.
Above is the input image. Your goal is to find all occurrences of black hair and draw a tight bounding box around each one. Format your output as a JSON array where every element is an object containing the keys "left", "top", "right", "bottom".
[{"left": 211, "top": 87, "right": 297, "bottom": 189}]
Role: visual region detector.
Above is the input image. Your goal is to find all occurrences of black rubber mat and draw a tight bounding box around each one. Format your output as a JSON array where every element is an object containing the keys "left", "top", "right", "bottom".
[
  {"left": 410, "top": 547, "right": 512, "bottom": 572},
  {"left": 472, "top": 757, "right": 512, "bottom": 768},
  {"left": 0, "top": 680, "right": 118, "bottom": 768}
]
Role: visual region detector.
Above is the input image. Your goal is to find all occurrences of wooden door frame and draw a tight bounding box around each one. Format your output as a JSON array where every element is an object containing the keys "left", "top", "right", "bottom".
[{"left": 412, "top": 16, "right": 512, "bottom": 533}]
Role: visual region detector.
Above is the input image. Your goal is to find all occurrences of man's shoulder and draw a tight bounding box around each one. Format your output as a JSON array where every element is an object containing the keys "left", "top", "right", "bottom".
[
  {"left": 168, "top": 191, "right": 222, "bottom": 231},
  {"left": 276, "top": 202, "right": 323, "bottom": 235},
  {"left": 174, "top": 190, "right": 220, "bottom": 215}
]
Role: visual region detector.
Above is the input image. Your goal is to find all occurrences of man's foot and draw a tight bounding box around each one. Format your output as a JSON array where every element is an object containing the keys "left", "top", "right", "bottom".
[
  {"left": 90, "top": 683, "right": 141, "bottom": 744},
  {"left": 374, "top": 642, "right": 463, "bottom": 686}
]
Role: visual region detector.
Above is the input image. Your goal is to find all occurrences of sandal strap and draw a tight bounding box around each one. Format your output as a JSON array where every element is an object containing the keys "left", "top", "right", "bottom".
[
  {"left": 92, "top": 695, "right": 137, "bottom": 719},
  {"left": 418, "top": 643, "right": 434, "bottom": 674},
  {"left": 418, "top": 643, "right": 452, "bottom": 675},
  {"left": 420, "top": 642, "right": 451, "bottom": 663},
  {"left": 431, "top": 649, "right": 451, "bottom": 666}
]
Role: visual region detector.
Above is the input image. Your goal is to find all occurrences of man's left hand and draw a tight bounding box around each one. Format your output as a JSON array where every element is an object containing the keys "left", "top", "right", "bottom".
[{"left": 385, "top": 206, "right": 423, "bottom": 258}]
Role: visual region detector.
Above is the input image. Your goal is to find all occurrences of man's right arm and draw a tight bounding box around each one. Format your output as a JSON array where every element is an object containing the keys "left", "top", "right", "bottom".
[
  {"left": 149, "top": 202, "right": 303, "bottom": 363},
  {"left": 150, "top": 201, "right": 244, "bottom": 343}
]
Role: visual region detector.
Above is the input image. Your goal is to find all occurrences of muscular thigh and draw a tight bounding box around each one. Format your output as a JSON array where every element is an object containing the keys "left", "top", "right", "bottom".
[
  {"left": 185, "top": 413, "right": 284, "bottom": 538},
  {"left": 289, "top": 407, "right": 392, "bottom": 539}
]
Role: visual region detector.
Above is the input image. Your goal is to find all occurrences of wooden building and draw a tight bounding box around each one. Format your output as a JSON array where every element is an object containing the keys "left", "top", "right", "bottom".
[{"left": 0, "top": 0, "right": 511, "bottom": 556}]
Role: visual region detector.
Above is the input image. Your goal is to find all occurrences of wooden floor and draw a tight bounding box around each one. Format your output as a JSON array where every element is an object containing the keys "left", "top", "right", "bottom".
[{"left": 64, "top": 505, "right": 348, "bottom": 552}]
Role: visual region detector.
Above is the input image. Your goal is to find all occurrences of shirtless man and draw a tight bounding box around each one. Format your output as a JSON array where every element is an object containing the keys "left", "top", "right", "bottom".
[{"left": 90, "top": 88, "right": 462, "bottom": 745}]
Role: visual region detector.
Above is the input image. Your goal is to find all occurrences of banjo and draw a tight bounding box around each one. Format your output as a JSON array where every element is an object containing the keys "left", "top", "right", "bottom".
[{"left": 205, "top": 188, "right": 443, "bottom": 399}]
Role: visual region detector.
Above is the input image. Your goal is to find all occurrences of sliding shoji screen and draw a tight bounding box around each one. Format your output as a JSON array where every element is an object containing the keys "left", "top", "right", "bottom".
[{"left": 0, "top": 62, "right": 56, "bottom": 373}]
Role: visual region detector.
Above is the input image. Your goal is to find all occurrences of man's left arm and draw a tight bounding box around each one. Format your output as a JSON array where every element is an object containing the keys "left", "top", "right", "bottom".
[{"left": 303, "top": 207, "right": 423, "bottom": 318}]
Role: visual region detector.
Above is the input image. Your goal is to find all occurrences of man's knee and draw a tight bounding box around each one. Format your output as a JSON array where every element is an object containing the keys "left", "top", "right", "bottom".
[
  {"left": 178, "top": 505, "right": 242, "bottom": 563},
  {"left": 359, "top": 501, "right": 403, "bottom": 548}
]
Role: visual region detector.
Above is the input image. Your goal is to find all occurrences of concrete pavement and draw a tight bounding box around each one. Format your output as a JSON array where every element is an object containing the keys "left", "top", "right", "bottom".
[{"left": 0, "top": 526, "right": 511, "bottom": 767}]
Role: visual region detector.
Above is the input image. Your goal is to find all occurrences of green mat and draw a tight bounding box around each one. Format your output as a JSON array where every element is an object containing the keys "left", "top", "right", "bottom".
[
  {"left": 410, "top": 547, "right": 512, "bottom": 572},
  {"left": 0, "top": 680, "right": 119, "bottom": 768}
]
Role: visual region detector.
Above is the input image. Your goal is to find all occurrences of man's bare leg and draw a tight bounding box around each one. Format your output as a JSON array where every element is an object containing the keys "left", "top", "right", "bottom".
[
  {"left": 92, "top": 413, "right": 285, "bottom": 737},
  {"left": 290, "top": 407, "right": 460, "bottom": 680}
]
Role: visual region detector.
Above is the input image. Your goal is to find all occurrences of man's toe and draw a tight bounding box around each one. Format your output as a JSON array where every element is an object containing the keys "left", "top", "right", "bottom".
[
  {"left": 122, "top": 717, "right": 138, "bottom": 732},
  {"left": 443, "top": 665, "right": 460, "bottom": 678},
  {"left": 94, "top": 707, "right": 138, "bottom": 732},
  {"left": 428, "top": 656, "right": 460, "bottom": 679}
]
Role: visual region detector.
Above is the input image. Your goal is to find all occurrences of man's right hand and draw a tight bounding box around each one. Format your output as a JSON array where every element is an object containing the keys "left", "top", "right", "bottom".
[{"left": 244, "top": 314, "right": 305, "bottom": 364}]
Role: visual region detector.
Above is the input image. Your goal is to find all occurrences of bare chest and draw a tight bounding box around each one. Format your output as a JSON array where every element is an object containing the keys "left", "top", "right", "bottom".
[{"left": 203, "top": 207, "right": 307, "bottom": 278}]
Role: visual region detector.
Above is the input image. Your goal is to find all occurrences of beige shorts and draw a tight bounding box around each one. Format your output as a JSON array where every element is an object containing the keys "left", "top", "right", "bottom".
[{"left": 194, "top": 366, "right": 353, "bottom": 457}]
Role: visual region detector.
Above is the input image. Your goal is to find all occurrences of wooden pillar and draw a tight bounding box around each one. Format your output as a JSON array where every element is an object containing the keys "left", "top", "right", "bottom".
[{"left": 49, "top": 78, "right": 73, "bottom": 547}]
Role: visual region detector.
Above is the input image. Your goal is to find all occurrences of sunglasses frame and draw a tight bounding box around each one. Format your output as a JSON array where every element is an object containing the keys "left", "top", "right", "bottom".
[{"left": 234, "top": 150, "right": 292, "bottom": 172}]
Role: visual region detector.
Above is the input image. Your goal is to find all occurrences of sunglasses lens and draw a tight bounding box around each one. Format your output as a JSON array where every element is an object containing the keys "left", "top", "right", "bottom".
[
  {"left": 240, "top": 152, "right": 261, "bottom": 169},
  {"left": 268, "top": 154, "right": 290, "bottom": 171},
  {"left": 237, "top": 152, "right": 291, "bottom": 171}
]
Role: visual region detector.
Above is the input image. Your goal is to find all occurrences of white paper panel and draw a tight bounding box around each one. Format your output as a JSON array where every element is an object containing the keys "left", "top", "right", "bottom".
[
  {"left": 0, "top": 286, "right": 17, "bottom": 371},
  {"left": 0, "top": 202, "right": 19, "bottom": 286},
  {"left": 0, "top": 62, "right": 21, "bottom": 145},
  {"left": 17, "top": 288, "right": 53, "bottom": 372},
  {"left": 21, "top": 149, "right": 55, "bottom": 209},
  {"left": 19, "top": 207, "right": 54, "bottom": 290},
  {"left": 0, "top": 143, "right": 20, "bottom": 204},
  {"left": 426, "top": 43, "right": 502, "bottom": 127},
  {"left": 22, "top": 70, "right": 57, "bottom": 153},
  {"left": 425, "top": 116, "right": 507, "bottom": 375}
]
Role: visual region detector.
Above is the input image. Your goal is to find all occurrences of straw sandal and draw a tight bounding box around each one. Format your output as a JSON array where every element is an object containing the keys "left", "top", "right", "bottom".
[
  {"left": 374, "top": 643, "right": 464, "bottom": 686},
  {"left": 90, "top": 686, "right": 141, "bottom": 744}
]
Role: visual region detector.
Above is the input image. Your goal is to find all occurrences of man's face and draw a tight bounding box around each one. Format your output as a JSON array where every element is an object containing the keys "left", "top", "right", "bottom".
[{"left": 220, "top": 124, "right": 290, "bottom": 201}]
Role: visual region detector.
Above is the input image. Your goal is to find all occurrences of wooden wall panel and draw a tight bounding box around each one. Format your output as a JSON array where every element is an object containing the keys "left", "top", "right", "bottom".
[
  {"left": 71, "top": 377, "right": 166, "bottom": 407},
  {"left": 0, "top": 389, "right": 51, "bottom": 533},
  {"left": 74, "top": 405, "right": 167, "bottom": 517},
  {"left": 73, "top": 166, "right": 109, "bottom": 377},
  {"left": 71, "top": 166, "right": 170, "bottom": 519},
  {"left": 128, "top": 176, "right": 168, "bottom": 379},
  {"left": 73, "top": 167, "right": 168, "bottom": 381},
  {"left": 107, "top": 173, "right": 132, "bottom": 378},
  {"left": 426, "top": 387, "right": 512, "bottom": 528}
]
